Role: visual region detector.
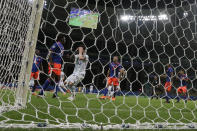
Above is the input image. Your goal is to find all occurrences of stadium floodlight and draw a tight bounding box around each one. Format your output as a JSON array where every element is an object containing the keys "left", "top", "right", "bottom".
[
  {"left": 139, "top": 15, "right": 157, "bottom": 21},
  {"left": 158, "top": 14, "right": 168, "bottom": 20},
  {"left": 121, "top": 14, "right": 168, "bottom": 21},
  {"left": 120, "top": 15, "right": 130, "bottom": 21},
  {"left": 183, "top": 12, "right": 188, "bottom": 17}
]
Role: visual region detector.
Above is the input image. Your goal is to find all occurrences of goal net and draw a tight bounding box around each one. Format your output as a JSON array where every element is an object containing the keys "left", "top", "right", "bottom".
[
  {"left": 0, "top": 0, "right": 197, "bottom": 130},
  {"left": 0, "top": 0, "right": 44, "bottom": 111}
]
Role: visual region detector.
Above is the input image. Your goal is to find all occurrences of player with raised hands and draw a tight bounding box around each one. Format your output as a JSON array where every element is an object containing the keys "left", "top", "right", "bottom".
[{"left": 64, "top": 44, "right": 89, "bottom": 101}]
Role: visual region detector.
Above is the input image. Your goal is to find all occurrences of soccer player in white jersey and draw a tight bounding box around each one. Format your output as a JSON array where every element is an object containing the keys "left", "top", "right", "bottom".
[{"left": 64, "top": 45, "right": 89, "bottom": 101}]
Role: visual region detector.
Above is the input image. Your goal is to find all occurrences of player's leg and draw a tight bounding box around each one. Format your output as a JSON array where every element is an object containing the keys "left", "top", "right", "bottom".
[
  {"left": 176, "top": 87, "right": 182, "bottom": 103},
  {"left": 51, "top": 63, "right": 62, "bottom": 98},
  {"left": 111, "top": 86, "right": 120, "bottom": 101},
  {"left": 165, "top": 82, "right": 171, "bottom": 103},
  {"left": 71, "top": 74, "right": 85, "bottom": 99},
  {"left": 64, "top": 74, "right": 77, "bottom": 101},
  {"left": 111, "top": 78, "right": 120, "bottom": 101},
  {"left": 67, "top": 82, "right": 77, "bottom": 101},
  {"left": 184, "top": 92, "right": 188, "bottom": 103},
  {"left": 151, "top": 87, "right": 156, "bottom": 99},
  {"left": 32, "top": 80, "right": 38, "bottom": 92},
  {"left": 100, "top": 85, "right": 110, "bottom": 99},
  {"left": 158, "top": 85, "right": 164, "bottom": 99},
  {"left": 183, "top": 86, "right": 188, "bottom": 103},
  {"left": 39, "top": 67, "right": 52, "bottom": 96},
  {"left": 100, "top": 78, "right": 112, "bottom": 99},
  {"left": 153, "top": 86, "right": 159, "bottom": 99},
  {"left": 31, "top": 71, "right": 39, "bottom": 95},
  {"left": 32, "top": 80, "right": 38, "bottom": 96},
  {"left": 59, "top": 81, "right": 66, "bottom": 95},
  {"left": 63, "top": 81, "right": 71, "bottom": 93},
  {"left": 39, "top": 64, "right": 53, "bottom": 96},
  {"left": 39, "top": 78, "right": 51, "bottom": 96},
  {"left": 30, "top": 72, "right": 35, "bottom": 92},
  {"left": 52, "top": 73, "right": 61, "bottom": 98},
  {"left": 107, "top": 85, "right": 113, "bottom": 98},
  {"left": 156, "top": 86, "right": 162, "bottom": 99},
  {"left": 65, "top": 73, "right": 85, "bottom": 100}
]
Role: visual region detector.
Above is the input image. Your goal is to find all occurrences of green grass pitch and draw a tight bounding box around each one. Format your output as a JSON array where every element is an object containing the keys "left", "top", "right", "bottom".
[
  {"left": 0, "top": 91, "right": 197, "bottom": 130},
  {"left": 1, "top": 92, "right": 197, "bottom": 124}
]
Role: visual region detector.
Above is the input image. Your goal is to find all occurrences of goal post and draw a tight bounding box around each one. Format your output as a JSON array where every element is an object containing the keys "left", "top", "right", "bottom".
[{"left": 15, "top": 0, "right": 44, "bottom": 107}]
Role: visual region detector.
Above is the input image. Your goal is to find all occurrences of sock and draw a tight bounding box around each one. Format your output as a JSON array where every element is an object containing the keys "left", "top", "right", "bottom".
[
  {"left": 40, "top": 79, "right": 50, "bottom": 95},
  {"left": 32, "top": 80, "right": 38, "bottom": 92},
  {"left": 104, "top": 88, "right": 108, "bottom": 96},
  {"left": 110, "top": 91, "right": 114, "bottom": 97},
  {"left": 115, "top": 86, "right": 120, "bottom": 97},
  {"left": 32, "top": 86, "right": 36, "bottom": 92},
  {"left": 177, "top": 96, "right": 180, "bottom": 102},
  {"left": 113, "top": 91, "right": 116, "bottom": 98},
  {"left": 30, "top": 79, "right": 34, "bottom": 88},
  {"left": 54, "top": 83, "right": 59, "bottom": 96},
  {"left": 184, "top": 94, "right": 187, "bottom": 101},
  {"left": 72, "top": 86, "right": 76, "bottom": 97},
  {"left": 166, "top": 97, "right": 169, "bottom": 102},
  {"left": 165, "top": 93, "right": 169, "bottom": 102},
  {"left": 71, "top": 86, "right": 75, "bottom": 92},
  {"left": 113, "top": 87, "right": 117, "bottom": 98},
  {"left": 66, "top": 84, "right": 72, "bottom": 93},
  {"left": 165, "top": 92, "right": 170, "bottom": 102},
  {"left": 67, "top": 85, "right": 76, "bottom": 97},
  {"left": 58, "top": 84, "right": 66, "bottom": 94},
  {"left": 108, "top": 86, "right": 112, "bottom": 97}
]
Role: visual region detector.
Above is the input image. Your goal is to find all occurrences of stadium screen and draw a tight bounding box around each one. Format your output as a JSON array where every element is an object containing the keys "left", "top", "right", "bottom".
[{"left": 69, "top": 8, "right": 99, "bottom": 29}]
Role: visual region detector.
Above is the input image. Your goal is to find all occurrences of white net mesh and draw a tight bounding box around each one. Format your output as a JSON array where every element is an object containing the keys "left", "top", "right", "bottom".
[
  {"left": 1, "top": 0, "right": 197, "bottom": 129},
  {"left": 0, "top": 0, "right": 35, "bottom": 110}
]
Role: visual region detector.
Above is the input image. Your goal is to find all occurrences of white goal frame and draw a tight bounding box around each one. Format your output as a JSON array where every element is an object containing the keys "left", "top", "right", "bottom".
[{"left": 15, "top": 0, "right": 44, "bottom": 108}]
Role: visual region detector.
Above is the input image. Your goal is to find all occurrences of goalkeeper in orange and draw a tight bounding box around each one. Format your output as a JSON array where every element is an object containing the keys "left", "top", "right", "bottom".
[
  {"left": 100, "top": 56, "right": 125, "bottom": 101},
  {"left": 176, "top": 70, "right": 189, "bottom": 103}
]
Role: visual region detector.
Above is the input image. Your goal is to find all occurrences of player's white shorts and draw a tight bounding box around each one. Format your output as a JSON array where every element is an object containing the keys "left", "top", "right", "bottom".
[{"left": 65, "top": 73, "right": 85, "bottom": 85}]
